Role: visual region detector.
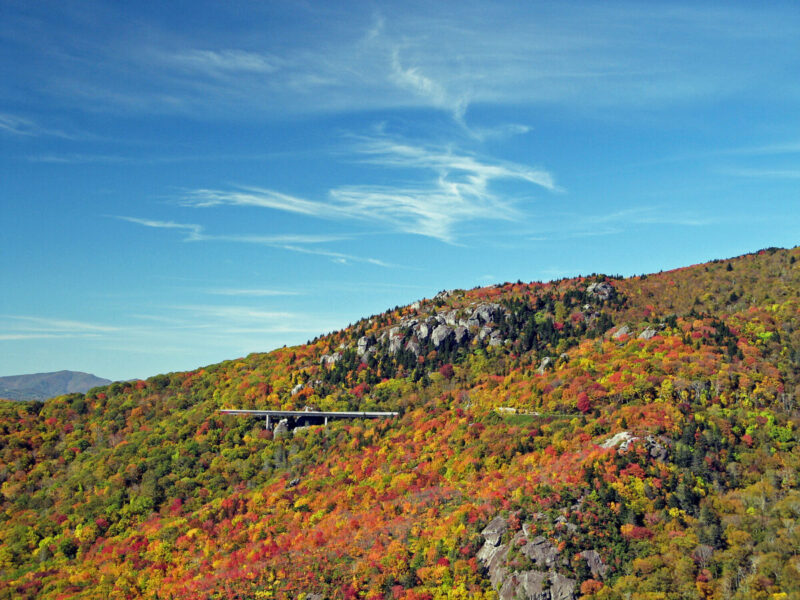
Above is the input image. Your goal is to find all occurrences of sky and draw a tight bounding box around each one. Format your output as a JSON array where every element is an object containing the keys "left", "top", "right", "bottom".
[{"left": 2, "top": 0, "right": 800, "bottom": 381}]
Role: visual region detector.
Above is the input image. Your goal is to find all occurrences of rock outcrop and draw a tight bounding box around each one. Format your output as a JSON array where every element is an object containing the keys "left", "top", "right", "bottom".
[
  {"left": 357, "top": 335, "right": 374, "bottom": 356},
  {"left": 476, "top": 515, "right": 577, "bottom": 599},
  {"left": 273, "top": 419, "right": 290, "bottom": 437},
  {"left": 612, "top": 325, "right": 630, "bottom": 339},
  {"left": 638, "top": 327, "right": 658, "bottom": 340},
  {"left": 537, "top": 357, "right": 553, "bottom": 375},
  {"left": 431, "top": 324, "right": 453, "bottom": 347},
  {"left": 587, "top": 281, "right": 615, "bottom": 301},
  {"left": 580, "top": 550, "right": 608, "bottom": 580},
  {"left": 320, "top": 353, "right": 341, "bottom": 367}
]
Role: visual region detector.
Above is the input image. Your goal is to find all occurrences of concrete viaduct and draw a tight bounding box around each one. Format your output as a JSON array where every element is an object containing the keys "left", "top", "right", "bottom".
[{"left": 218, "top": 409, "right": 398, "bottom": 430}]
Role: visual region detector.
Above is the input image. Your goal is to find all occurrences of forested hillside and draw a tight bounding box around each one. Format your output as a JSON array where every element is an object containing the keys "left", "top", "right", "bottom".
[{"left": 2, "top": 247, "right": 800, "bottom": 599}]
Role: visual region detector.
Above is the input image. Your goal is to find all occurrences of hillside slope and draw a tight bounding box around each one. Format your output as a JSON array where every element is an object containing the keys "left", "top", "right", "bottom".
[
  {"left": 0, "top": 371, "right": 111, "bottom": 401},
  {"left": 1, "top": 247, "right": 799, "bottom": 600}
]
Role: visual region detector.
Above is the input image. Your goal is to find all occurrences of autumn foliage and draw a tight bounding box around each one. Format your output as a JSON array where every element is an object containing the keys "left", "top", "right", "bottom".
[{"left": 0, "top": 246, "right": 799, "bottom": 599}]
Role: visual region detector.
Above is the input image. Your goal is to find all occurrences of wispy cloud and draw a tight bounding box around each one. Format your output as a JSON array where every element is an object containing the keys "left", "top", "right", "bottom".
[
  {"left": 3, "top": 316, "right": 119, "bottom": 333},
  {"left": 0, "top": 316, "right": 119, "bottom": 342},
  {"left": 181, "top": 137, "right": 556, "bottom": 242},
  {"left": 117, "top": 216, "right": 204, "bottom": 239},
  {"left": 180, "top": 187, "right": 336, "bottom": 216},
  {"left": 117, "top": 216, "right": 342, "bottom": 245},
  {"left": 0, "top": 113, "right": 40, "bottom": 136},
  {"left": 205, "top": 288, "right": 303, "bottom": 297},
  {"left": 117, "top": 216, "right": 392, "bottom": 266},
  {"left": 10, "top": 3, "right": 796, "bottom": 121},
  {"left": 390, "top": 48, "right": 467, "bottom": 121},
  {"left": 167, "top": 49, "right": 281, "bottom": 74},
  {"left": 581, "top": 207, "right": 713, "bottom": 227},
  {"left": 0, "top": 113, "right": 76, "bottom": 138},
  {"left": 722, "top": 168, "right": 800, "bottom": 179}
]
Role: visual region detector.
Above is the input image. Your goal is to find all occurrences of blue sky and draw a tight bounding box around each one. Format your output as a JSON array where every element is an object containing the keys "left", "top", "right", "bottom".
[{"left": 2, "top": 1, "right": 799, "bottom": 381}]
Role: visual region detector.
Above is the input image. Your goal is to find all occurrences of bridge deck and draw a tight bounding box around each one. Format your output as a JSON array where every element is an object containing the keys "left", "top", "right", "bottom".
[{"left": 219, "top": 409, "right": 398, "bottom": 418}]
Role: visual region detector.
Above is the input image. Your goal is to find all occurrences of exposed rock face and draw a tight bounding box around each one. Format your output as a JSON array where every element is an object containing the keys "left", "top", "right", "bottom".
[
  {"left": 587, "top": 281, "right": 615, "bottom": 301},
  {"left": 601, "top": 430, "right": 636, "bottom": 450},
  {"left": 416, "top": 321, "right": 432, "bottom": 340},
  {"left": 645, "top": 435, "right": 670, "bottom": 461},
  {"left": 612, "top": 325, "right": 630, "bottom": 339},
  {"left": 477, "top": 515, "right": 577, "bottom": 600},
  {"left": 499, "top": 571, "right": 575, "bottom": 600},
  {"left": 580, "top": 550, "right": 608, "bottom": 580},
  {"left": 474, "top": 303, "right": 504, "bottom": 324},
  {"left": 356, "top": 335, "right": 374, "bottom": 356},
  {"left": 537, "top": 357, "right": 553, "bottom": 374},
  {"left": 273, "top": 419, "right": 290, "bottom": 437},
  {"left": 638, "top": 327, "right": 657, "bottom": 340},
  {"left": 481, "top": 516, "right": 508, "bottom": 545},
  {"left": 519, "top": 536, "right": 558, "bottom": 568},
  {"left": 320, "top": 353, "right": 341, "bottom": 367},
  {"left": 433, "top": 290, "right": 453, "bottom": 302},
  {"left": 549, "top": 573, "right": 578, "bottom": 600},
  {"left": 290, "top": 383, "right": 305, "bottom": 396},
  {"left": 601, "top": 431, "right": 670, "bottom": 460},
  {"left": 348, "top": 300, "right": 508, "bottom": 362},
  {"left": 431, "top": 324, "right": 453, "bottom": 347}
]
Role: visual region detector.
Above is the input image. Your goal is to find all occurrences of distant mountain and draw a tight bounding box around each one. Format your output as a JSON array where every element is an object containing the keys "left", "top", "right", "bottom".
[{"left": 0, "top": 370, "right": 111, "bottom": 401}]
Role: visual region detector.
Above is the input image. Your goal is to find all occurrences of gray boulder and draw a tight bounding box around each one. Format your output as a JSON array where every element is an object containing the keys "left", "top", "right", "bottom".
[
  {"left": 454, "top": 325, "right": 470, "bottom": 345},
  {"left": 273, "top": 419, "right": 290, "bottom": 437},
  {"left": 291, "top": 383, "right": 305, "bottom": 396},
  {"left": 466, "top": 316, "right": 481, "bottom": 328},
  {"left": 481, "top": 516, "right": 508, "bottom": 545},
  {"left": 645, "top": 435, "right": 669, "bottom": 462},
  {"left": 431, "top": 324, "right": 453, "bottom": 347},
  {"left": 433, "top": 289, "right": 453, "bottom": 301},
  {"left": 580, "top": 550, "right": 608, "bottom": 580},
  {"left": 601, "top": 431, "right": 637, "bottom": 450},
  {"left": 320, "top": 353, "right": 341, "bottom": 367},
  {"left": 474, "top": 303, "right": 504, "bottom": 324},
  {"left": 356, "top": 335, "right": 374, "bottom": 356},
  {"left": 587, "top": 281, "right": 615, "bottom": 301},
  {"left": 519, "top": 535, "right": 558, "bottom": 568},
  {"left": 489, "top": 331, "right": 503, "bottom": 347},
  {"left": 638, "top": 327, "right": 657, "bottom": 340},
  {"left": 612, "top": 325, "right": 630, "bottom": 339},
  {"left": 537, "top": 357, "right": 553, "bottom": 375},
  {"left": 549, "top": 573, "right": 577, "bottom": 600},
  {"left": 500, "top": 571, "right": 576, "bottom": 600},
  {"left": 406, "top": 340, "right": 421, "bottom": 356}
]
